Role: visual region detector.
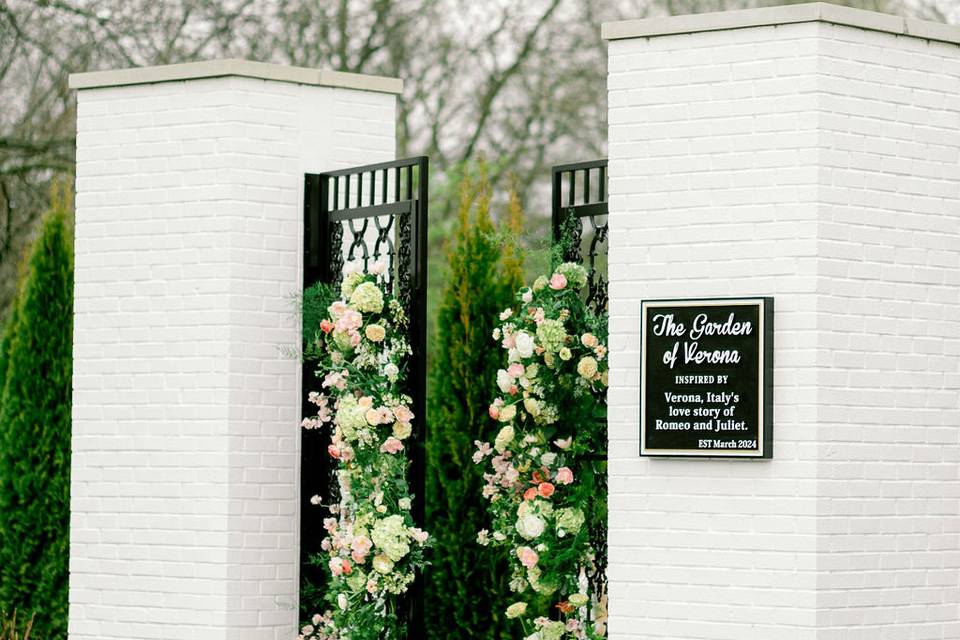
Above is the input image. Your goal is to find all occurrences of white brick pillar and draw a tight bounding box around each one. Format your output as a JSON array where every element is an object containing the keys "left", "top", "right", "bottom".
[
  {"left": 604, "top": 4, "right": 960, "bottom": 638},
  {"left": 68, "top": 60, "right": 399, "bottom": 640}
]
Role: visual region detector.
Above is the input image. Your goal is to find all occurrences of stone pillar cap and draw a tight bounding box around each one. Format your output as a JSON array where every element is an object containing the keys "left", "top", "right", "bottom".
[
  {"left": 602, "top": 1, "right": 960, "bottom": 46},
  {"left": 68, "top": 58, "right": 403, "bottom": 94}
]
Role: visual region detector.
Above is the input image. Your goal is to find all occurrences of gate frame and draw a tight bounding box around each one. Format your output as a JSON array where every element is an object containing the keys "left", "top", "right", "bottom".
[{"left": 302, "top": 156, "right": 428, "bottom": 638}]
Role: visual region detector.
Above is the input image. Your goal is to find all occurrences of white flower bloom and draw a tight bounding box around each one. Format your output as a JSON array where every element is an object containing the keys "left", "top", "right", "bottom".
[
  {"left": 514, "top": 331, "right": 535, "bottom": 359},
  {"left": 497, "top": 369, "right": 513, "bottom": 393},
  {"left": 516, "top": 514, "right": 546, "bottom": 540}
]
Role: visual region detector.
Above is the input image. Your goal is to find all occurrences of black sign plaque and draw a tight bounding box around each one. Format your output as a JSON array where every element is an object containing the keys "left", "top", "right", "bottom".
[{"left": 640, "top": 298, "right": 773, "bottom": 458}]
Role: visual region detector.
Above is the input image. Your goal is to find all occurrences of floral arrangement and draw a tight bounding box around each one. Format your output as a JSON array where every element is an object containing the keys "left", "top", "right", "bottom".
[
  {"left": 475, "top": 262, "right": 609, "bottom": 640},
  {"left": 300, "top": 260, "right": 429, "bottom": 640}
]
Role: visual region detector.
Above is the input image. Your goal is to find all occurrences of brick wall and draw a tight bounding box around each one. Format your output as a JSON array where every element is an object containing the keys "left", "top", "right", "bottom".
[
  {"left": 607, "top": 14, "right": 959, "bottom": 640},
  {"left": 815, "top": 24, "right": 960, "bottom": 638},
  {"left": 71, "top": 72, "right": 396, "bottom": 640}
]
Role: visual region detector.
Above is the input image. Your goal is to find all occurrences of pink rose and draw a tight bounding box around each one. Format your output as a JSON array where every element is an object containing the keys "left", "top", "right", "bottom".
[
  {"left": 556, "top": 467, "right": 574, "bottom": 485},
  {"left": 380, "top": 437, "right": 404, "bottom": 454},
  {"left": 549, "top": 273, "right": 567, "bottom": 290},
  {"left": 351, "top": 549, "right": 367, "bottom": 564},
  {"left": 523, "top": 487, "right": 538, "bottom": 501},
  {"left": 488, "top": 404, "right": 501, "bottom": 420},
  {"left": 507, "top": 363, "right": 525, "bottom": 378},
  {"left": 327, "top": 444, "right": 341, "bottom": 459},
  {"left": 320, "top": 319, "right": 334, "bottom": 334},
  {"left": 352, "top": 535, "right": 372, "bottom": 554},
  {"left": 517, "top": 546, "right": 539, "bottom": 569},
  {"left": 393, "top": 405, "right": 414, "bottom": 425},
  {"left": 410, "top": 527, "right": 429, "bottom": 544},
  {"left": 538, "top": 482, "right": 555, "bottom": 498},
  {"left": 329, "top": 301, "right": 347, "bottom": 317}
]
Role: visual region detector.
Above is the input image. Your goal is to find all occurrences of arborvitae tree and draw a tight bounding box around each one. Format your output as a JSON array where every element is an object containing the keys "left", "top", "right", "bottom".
[
  {"left": 0, "top": 184, "right": 74, "bottom": 638},
  {"left": 424, "top": 162, "right": 524, "bottom": 639}
]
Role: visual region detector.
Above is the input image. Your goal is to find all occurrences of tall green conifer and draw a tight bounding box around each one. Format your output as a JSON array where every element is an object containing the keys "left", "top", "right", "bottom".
[
  {"left": 424, "top": 162, "right": 524, "bottom": 639},
  {"left": 0, "top": 184, "right": 74, "bottom": 638}
]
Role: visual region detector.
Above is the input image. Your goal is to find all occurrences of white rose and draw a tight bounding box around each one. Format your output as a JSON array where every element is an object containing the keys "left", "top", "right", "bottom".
[
  {"left": 516, "top": 514, "right": 546, "bottom": 540},
  {"left": 494, "top": 425, "right": 515, "bottom": 453},
  {"left": 497, "top": 369, "right": 513, "bottom": 393},
  {"left": 337, "top": 593, "right": 348, "bottom": 610},
  {"left": 384, "top": 363, "right": 399, "bottom": 381},
  {"left": 514, "top": 332, "right": 535, "bottom": 359}
]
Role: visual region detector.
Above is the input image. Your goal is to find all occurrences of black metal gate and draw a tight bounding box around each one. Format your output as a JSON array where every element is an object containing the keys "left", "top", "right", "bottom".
[
  {"left": 552, "top": 160, "right": 609, "bottom": 314},
  {"left": 551, "top": 158, "right": 609, "bottom": 613},
  {"left": 301, "top": 156, "right": 428, "bottom": 638}
]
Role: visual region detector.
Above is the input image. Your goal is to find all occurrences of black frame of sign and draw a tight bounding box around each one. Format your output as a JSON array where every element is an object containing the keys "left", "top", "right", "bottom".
[{"left": 639, "top": 297, "right": 774, "bottom": 459}]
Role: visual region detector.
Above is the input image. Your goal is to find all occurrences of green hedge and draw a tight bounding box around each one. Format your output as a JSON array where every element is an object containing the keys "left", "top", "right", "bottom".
[
  {"left": 424, "top": 163, "right": 524, "bottom": 639},
  {"left": 0, "top": 186, "right": 73, "bottom": 638}
]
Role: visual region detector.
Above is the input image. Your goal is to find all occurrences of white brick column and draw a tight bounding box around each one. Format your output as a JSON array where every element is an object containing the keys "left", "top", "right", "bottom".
[
  {"left": 604, "top": 4, "right": 960, "bottom": 638},
  {"left": 68, "top": 60, "right": 399, "bottom": 640}
]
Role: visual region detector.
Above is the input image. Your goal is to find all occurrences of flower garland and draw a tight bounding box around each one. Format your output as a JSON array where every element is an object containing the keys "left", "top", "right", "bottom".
[
  {"left": 475, "top": 262, "right": 609, "bottom": 640},
  {"left": 300, "top": 261, "right": 429, "bottom": 640}
]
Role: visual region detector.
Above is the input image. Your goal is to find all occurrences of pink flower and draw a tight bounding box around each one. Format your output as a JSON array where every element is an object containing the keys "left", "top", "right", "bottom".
[
  {"left": 336, "top": 309, "right": 363, "bottom": 332},
  {"left": 329, "top": 301, "right": 347, "bottom": 317},
  {"left": 549, "top": 273, "right": 567, "bottom": 290},
  {"left": 351, "top": 549, "right": 367, "bottom": 564},
  {"left": 352, "top": 535, "right": 372, "bottom": 553},
  {"left": 327, "top": 444, "right": 341, "bottom": 459},
  {"left": 328, "top": 557, "right": 345, "bottom": 577},
  {"left": 320, "top": 319, "right": 334, "bottom": 334},
  {"left": 517, "top": 546, "right": 539, "bottom": 569},
  {"left": 507, "top": 363, "right": 525, "bottom": 378},
  {"left": 410, "top": 527, "right": 429, "bottom": 544},
  {"left": 380, "top": 437, "right": 404, "bottom": 454},
  {"left": 488, "top": 404, "right": 501, "bottom": 420},
  {"left": 554, "top": 437, "right": 572, "bottom": 450},
  {"left": 538, "top": 482, "right": 555, "bottom": 498},
  {"left": 473, "top": 441, "right": 493, "bottom": 464},
  {"left": 393, "top": 405, "right": 414, "bottom": 425},
  {"left": 523, "top": 487, "right": 538, "bottom": 501},
  {"left": 556, "top": 467, "right": 574, "bottom": 485}
]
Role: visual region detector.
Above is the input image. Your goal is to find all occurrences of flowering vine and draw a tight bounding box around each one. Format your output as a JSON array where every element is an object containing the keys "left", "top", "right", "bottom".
[
  {"left": 300, "top": 260, "right": 429, "bottom": 640},
  {"left": 476, "top": 262, "right": 609, "bottom": 640}
]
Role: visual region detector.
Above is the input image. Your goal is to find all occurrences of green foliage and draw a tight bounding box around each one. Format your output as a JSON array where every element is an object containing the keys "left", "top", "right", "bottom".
[
  {"left": 424, "top": 161, "right": 525, "bottom": 639},
  {"left": 0, "top": 610, "right": 34, "bottom": 640},
  {"left": 0, "top": 183, "right": 73, "bottom": 639}
]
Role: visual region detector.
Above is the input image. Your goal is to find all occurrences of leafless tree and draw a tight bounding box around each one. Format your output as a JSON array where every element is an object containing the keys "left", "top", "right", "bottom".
[{"left": 0, "top": 0, "right": 953, "bottom": 318}]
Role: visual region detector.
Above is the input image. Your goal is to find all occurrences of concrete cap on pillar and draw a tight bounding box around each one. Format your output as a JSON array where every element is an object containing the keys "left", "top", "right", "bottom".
[
  {"left": 602, "top": 1, "right": 960, "bottom": 45},
  {"left": 68, "top": 58, "right": 404, "bottom": 94}
]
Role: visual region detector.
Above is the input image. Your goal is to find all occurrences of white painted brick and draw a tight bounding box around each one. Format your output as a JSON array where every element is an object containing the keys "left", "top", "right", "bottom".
[
  {"left": 609, "top": 17, "right": 960, "bottom": 639},
  {"left": 71, "top": 74, "right": 396, "bottom": 639}
]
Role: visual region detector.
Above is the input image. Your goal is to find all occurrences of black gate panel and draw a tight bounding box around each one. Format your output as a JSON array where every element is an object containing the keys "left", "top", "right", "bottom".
[
  {"left": 551, "top": 159, "right": 609, "bottom": 313},
  {"left": 301, "top": 157, "right": 428, "bottom": 638},
  {"left": 551, "top": 158, "right": 609, "bottom": 613}
]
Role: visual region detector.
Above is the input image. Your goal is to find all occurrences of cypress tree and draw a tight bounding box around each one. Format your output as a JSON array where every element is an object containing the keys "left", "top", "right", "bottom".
[
  {"left": 424, "top": 162, "right": 524, "bottom": 639},
  {"left": 0, "top": 183, "right": 74, "bottom": 638}
]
